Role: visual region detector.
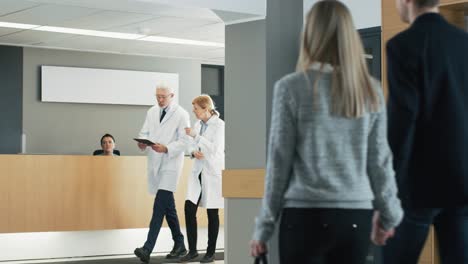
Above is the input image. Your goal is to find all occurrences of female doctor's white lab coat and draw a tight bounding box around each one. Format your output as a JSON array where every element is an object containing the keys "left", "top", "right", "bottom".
[
  {"left": 186, "top": 115, "right": 225, "bottom": 209},
  {"left": 138, "top": 103, "right": 190, "bottom": 195}
]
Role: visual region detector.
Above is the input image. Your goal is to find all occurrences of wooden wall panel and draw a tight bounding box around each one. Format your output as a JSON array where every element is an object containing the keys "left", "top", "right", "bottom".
[
  {"left": 382, "top": 0, "right": 407, "bottom": 31},
  {"left": 0, "top": 155, "right": 223, "bottom": 233},
  {"left": 419, "top": 230, "right": 433, "bottom": 262},
  {"left": 222, "top": 169, "right": 266, "bottom": 198},
  {"left": 441, "top": 0, "right": 468, "bottom": 5},
  {"left": 433, "top": 230, "right": 441, "bottom": 264},
  {"left": 0, "top": 160, "right": 8, "bottom": 232},
  {"left": 440, "top": 3, "right": 467, "bottom": 29}
]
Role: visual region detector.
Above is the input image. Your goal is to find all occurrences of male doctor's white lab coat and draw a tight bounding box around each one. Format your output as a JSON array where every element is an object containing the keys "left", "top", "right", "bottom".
[
  {"left": 186, "top": 115, "right": 225, "bottom": 209},
  {"left": 138, "top": 103, "right": 190, "bottom": 194}
]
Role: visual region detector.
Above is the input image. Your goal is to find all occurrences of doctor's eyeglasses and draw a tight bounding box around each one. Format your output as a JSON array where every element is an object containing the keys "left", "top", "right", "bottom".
[{"left": 156, "top": 94, "right": 172, "bottom": 99}]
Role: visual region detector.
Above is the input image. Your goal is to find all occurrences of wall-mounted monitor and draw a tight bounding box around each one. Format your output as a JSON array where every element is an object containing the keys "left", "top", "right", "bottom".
[{"left": 41, "top": 66, "right": 179, "bottom": 106}]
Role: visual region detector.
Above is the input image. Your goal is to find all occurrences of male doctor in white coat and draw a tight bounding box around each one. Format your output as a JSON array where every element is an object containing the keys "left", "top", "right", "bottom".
[{"left": 134, "top": 84, "right": 190, "bottom": 264}]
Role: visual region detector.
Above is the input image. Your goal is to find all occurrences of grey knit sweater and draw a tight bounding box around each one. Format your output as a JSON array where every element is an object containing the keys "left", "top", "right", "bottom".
[{"left": 253, "top": 64, "right": 403, "bottom": 242}]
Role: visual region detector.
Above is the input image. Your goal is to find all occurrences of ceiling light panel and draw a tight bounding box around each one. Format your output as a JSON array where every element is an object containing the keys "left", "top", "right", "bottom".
[
  {"left": 34, "top": 26, "right": 145, "bottom": 39},
  {"left": 0, "top": 21, "right": 39, "bottom": 29}
]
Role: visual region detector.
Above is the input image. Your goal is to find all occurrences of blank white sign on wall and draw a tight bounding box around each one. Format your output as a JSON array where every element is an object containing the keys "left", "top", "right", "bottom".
[{"left": 41, "top": 66, "right": 179, "bottom": 106}]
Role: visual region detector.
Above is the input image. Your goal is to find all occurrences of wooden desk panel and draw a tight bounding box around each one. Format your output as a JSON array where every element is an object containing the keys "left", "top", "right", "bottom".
[{"left": 0, "top": 155, "right": 223, "bottom": 233}]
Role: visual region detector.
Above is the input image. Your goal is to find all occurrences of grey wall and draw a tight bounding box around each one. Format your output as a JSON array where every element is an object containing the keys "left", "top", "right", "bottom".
[
  {"left": 22, "top": 47, "right": 201, "bottom": 155},
  {"left": 225, "top": 199, "right": 262, "bottom": 264},
  {"left": 266, "top": 0, "right": 303, "bottom": 131},
  {"left": 224, "top": 19, "right": 266, "bottom": 264},
  {"left": 225, "top": 20, "right": 266, "bottom": 169},
  {"left": 224, "top": 1, "right": 302, "bottom": 263},
  {"left": 0, "top": 46, "right": 23, "bottom": 154}
]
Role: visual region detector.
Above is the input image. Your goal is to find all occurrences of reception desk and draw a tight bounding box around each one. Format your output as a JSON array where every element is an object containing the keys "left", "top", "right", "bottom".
[{"left": 0, "top": 155, "right": 223, "bottom": 233}]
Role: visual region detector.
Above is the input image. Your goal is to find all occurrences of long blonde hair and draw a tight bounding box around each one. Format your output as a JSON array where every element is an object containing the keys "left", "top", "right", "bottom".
[{"left": 297, "top": 0, "right": 379, "bottom": 118}]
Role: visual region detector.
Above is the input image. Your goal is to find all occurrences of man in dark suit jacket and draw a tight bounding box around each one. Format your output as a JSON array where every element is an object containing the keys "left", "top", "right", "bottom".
[{"left": 383, "top": 0, "right": 468, "bottom": 263}]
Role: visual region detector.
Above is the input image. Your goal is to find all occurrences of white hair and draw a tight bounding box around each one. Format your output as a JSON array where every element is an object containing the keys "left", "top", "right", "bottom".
[{"left": 156, "top": 83, "right": 174, "bottom": 94}]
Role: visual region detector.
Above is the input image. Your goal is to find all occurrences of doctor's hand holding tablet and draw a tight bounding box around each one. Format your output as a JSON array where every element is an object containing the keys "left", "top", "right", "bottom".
[
  {"left": 134, "top": 138, "right": 154, "bottom": 151},
  {"left": 134, "top": 138, "right": 167, "bottom": 153}
]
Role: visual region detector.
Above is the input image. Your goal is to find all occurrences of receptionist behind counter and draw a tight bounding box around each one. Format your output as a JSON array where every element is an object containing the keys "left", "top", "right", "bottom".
[{"left": 93, "top": 133, "right": 120, "bottom": 156}]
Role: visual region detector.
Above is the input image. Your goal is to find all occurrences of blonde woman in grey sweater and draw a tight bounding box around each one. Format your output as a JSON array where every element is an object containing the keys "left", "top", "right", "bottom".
[{"left": 250, "top": 1, "right": 403, "bottom": 263}]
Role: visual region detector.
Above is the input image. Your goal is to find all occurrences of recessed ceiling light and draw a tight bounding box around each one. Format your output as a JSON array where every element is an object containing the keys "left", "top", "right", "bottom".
[
  {"left": 34, "top": 26, "right": 144, "bottom": 39},
  {"left": 0, "top": 21, "right": 39, "bottom": 29}
]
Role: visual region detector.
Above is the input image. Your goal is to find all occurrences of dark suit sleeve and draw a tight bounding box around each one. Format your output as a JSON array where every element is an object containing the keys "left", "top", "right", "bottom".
[{"left": 386, "top": 40, "right": 420, "bottom": 201}]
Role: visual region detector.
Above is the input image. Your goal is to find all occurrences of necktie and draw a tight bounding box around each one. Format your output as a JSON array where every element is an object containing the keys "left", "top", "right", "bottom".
[{"left": 160, "top": 108, "right": 166, "bottom": 122}]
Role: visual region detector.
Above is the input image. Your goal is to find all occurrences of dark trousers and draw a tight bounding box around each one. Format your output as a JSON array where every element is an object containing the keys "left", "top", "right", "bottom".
[
  {"left": 279, "top": 208, "right": 372, "bottom": 264},
  {"left": 143, "top": 189, "right": 184, "bottom": 252},
  {"left": 184, "top": 174, "right": 219, "bottom": 254},
  {"left": 383, "top": 206, "right": 468, "bottom": 264}
]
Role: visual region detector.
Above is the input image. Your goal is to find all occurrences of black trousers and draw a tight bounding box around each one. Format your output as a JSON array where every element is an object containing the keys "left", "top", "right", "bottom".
[
  {"left": 279, "top": 208, "right": 372, "bottom": 264},
  {"left": 143, "top": 190, "right": 184, "bottom": 252},
  {"left": 184, "top": 173, "right": 219, "bottom": 254},
  {"left": 383, "top": 206, "right": 468, "bottom": 264}
]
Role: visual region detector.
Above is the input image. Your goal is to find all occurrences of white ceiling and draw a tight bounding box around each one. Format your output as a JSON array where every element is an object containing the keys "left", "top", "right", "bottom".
[{"left": 0, "top": 0, "right": 264, "bottom": 64}]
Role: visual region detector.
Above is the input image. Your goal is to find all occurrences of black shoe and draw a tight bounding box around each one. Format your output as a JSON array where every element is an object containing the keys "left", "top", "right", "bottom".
[
  {"left": 179, "top": 250, "right": 199, "bottom": 262},
  {"left": 200, "top": 253, "right": 215, "bottom": 263},
  {"left": 166, "top": 244, "right": 188, "bottom": 259},
  {"left": 134, "top": 247, "right": 150, "bottom": 263}
]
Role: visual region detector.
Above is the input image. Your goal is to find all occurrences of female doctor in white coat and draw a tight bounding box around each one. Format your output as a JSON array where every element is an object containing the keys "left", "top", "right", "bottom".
[{"left": 180, "top": 95, "right": 224, "bottom": 263}]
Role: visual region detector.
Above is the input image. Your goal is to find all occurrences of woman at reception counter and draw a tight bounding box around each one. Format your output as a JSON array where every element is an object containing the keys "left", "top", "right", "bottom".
[{"left": 93, "top": 133, "right": 119, "bottom": 156}]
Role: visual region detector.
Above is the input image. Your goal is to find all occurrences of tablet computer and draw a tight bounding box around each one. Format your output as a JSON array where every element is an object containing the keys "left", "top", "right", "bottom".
[{"left": 133, "top": 138, "right": 156, "bottom": 146}]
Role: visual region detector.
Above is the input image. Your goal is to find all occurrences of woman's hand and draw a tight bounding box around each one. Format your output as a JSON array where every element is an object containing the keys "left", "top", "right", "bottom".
[
  {"left": 371, "top": 211, "right": 395, "bottom": 246},
  {"left": 250, "top": 240, "right": 267, "bottom": 257},
  {"left": 185, "top": 127, "right": 197, "bottom": 138},
  {"left": 193, "top": 151, "right": 204, "bottom": 160}
]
